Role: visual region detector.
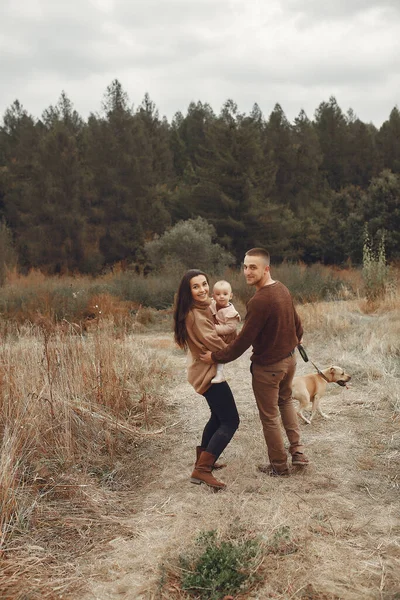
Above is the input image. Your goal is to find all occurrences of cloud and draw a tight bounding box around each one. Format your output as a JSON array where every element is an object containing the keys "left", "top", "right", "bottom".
[
  {"left": 0, "top": 0, "right": 399, "bottom": 125},
  {"left": 286, "top": 0, "right": 400, "bottom": 24}
]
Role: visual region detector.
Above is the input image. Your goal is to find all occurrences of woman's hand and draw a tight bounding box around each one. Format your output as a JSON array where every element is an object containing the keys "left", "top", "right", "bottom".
[{"left": 200, "top": 351, "right": 214, "bottom": 364}]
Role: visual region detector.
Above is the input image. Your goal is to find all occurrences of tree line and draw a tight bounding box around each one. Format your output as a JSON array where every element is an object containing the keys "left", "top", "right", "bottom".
[{"left": 0, "top": 79, "right": 399, "bottom": 275}]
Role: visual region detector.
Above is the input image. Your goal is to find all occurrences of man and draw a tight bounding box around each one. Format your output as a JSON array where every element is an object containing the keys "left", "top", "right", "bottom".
[{"left": 201, "top": 248, "right": 308, "bottom": 476}]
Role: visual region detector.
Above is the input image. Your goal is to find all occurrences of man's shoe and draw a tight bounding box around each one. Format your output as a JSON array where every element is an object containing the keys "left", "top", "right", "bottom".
[
  {"left": 257, "top": 464, "right": 289, "bottom": 477},
  {"left": 292, "top": 453, "right": 310, "bottom": 466}
]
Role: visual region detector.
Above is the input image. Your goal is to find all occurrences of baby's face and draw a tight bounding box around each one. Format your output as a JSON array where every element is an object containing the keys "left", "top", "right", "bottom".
[{"left": 213, "top": 286, "right": 232, "bottom": 308}]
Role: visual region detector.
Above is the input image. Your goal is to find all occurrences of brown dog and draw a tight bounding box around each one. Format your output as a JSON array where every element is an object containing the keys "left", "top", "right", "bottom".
[{"left": 292, "top": 366, "right": 351, "bottom": 424}]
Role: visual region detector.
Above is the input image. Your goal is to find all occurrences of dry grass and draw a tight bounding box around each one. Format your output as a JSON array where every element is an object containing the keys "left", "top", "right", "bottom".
[
  {"left": 1, "top": 282, "right": 400, "bottom": 600},
  {"left": 80, "top": 287, "right": 399, "bottom": 600},
  {"left": 0, "top": 318, "right": 174, "bottom": 599}
]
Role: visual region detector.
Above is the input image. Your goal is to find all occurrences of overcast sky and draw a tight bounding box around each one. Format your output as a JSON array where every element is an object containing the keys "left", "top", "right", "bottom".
[{"left": 1, "top": 0, "right": 400, "bottom": 126}]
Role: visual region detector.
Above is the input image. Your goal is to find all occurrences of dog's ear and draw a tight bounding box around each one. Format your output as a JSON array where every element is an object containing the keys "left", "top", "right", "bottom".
[{"left": 330, "top": 367, "right": 335, "bottom": 374}]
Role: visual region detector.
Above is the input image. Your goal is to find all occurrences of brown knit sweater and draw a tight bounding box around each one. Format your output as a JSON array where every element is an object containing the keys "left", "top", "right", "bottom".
[
  {"left": 211, "top": 281, "right": 303, "bottom": 366},
  {"left": 185, "top": 300, "right": 227, "bottom": 394}
]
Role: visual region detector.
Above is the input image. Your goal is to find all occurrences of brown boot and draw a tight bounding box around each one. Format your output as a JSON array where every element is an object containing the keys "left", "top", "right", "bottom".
[
  {"left": 190, "top": 451, "right": 226, "bottom": 490},
  {"left": 196, "top": 446, "right": 227, "bottom": 470}
]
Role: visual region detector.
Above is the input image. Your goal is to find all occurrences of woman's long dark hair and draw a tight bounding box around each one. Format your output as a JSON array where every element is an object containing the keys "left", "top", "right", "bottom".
[{"left": 173, "top": 269, "right": 209, "bottom": 350}]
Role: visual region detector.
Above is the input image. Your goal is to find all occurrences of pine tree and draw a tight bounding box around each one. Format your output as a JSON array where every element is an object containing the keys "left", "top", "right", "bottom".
[
  {"left": 376, "top": 107, "right": 400, "bottom": 174},
  {"left": 345, "top": 116, "right": 379, "bottom": 187},
  {"left": 314, "top": 96, "right": 349, "bottom": 190},
  {"left": 0, "top": 101, "right": 44, "bottom": 270},
  {"left": 363, "top": 170, "right": 400, "bottom": 260},
  {"left": 267, "top": 103, "right": 296, "bottom": 206}
]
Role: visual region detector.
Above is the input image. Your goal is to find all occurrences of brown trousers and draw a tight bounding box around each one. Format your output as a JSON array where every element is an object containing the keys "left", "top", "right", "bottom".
[{"left": 251, "top": 355, "right": 304, "bottom": 473}]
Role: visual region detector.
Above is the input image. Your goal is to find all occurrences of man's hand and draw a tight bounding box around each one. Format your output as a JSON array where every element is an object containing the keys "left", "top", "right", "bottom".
[{"left": 200, "top": 351, "right": 214, "bottom": 364}]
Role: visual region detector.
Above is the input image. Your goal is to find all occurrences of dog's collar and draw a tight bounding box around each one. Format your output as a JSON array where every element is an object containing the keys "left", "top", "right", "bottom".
[
  {"left": 316, "top": 369, "right": 347, "bottom": 386},
  {"left": 311, "top": 360, "right": 330, "bottom": 383},
  {"left": 317, "top": 371, "right": 330, "bottom": 383},
  {"left": 310, "top": 357, "right": 349, "bottom": 386}
]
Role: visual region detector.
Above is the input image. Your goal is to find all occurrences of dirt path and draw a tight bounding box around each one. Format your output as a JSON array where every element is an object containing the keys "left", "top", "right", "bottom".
[{"left": 81, "top": 331, "right": 400, "bottom": 600}]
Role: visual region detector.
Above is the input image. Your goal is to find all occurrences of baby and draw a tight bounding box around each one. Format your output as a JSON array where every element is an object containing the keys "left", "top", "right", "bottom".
[{"left": 210, "top": 280, "right": 241, "bottom": 384}]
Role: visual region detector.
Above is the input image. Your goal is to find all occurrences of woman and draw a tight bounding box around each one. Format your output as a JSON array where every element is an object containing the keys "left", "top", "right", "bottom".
[{"left": 173, "top": 269, "right": 240, "bottom": 490}]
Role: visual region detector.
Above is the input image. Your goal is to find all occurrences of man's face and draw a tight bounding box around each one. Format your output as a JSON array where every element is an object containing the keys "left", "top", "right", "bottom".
[
  {"left": 243, "top": 255, "right": 269, "bottom": 288},
  {"left": 213, "top": 285, "right": 232, "bottom": 308}
]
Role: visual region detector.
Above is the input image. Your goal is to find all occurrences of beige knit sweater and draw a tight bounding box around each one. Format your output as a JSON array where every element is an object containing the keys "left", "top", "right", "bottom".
[{"left": 185, "top": 300, "right": 227, "bottom": 395}]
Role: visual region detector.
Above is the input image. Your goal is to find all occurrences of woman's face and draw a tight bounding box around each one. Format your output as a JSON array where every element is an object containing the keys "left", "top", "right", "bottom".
[{"left": 190, "top": 274, "right": 209, "bottom": 302}]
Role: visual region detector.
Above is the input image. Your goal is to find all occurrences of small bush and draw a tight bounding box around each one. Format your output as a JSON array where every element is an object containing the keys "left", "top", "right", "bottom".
[
  {"left": 275, "top": 263, "right": 353, "bottom": 303},
  {"left": 225, "top": 263, "right": 355, "bottom": 306},
  {"left": 362, "top": 226, "right": 391, "bottom": 301},
  {"left": 0, "top": 271, "right": 177, "bottom": 325},
  {"left": 112, "top": 271, "right": 180, "bottom": 310},
  {"left": 0, "top": 221, "right": 17, "bottom": 287},
  {"left": 0, "top": 262, "right": 377, "bottom": 328},
  {"left": 266, "top": 525, "right": 298, "bottom": 555},
  {"left": 145, "top": 217, "right": 235, "bottom": 274},
  {"left": 179, "top": 530, "right": 262, "bottom": 600}
]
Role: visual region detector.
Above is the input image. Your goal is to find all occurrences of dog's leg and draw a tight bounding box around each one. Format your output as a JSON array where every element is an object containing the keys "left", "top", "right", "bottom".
[
  {"left": 312, "top": 396, "right": 330, "bottom": 421},
  {"left": 294, "top": 391, "right": 312, "bottom": 425},
  {"left": 318, "top": 407, "right": 330, "bottom": 419},
  {"left": 297, "top": 409, "right": 311, "bottom": 425}
]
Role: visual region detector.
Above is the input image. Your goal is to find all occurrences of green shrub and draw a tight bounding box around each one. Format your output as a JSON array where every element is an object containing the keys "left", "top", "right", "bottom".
[
  {"left": 224, "top": 263, "right": 354, "bottom": 306},
  {"left": 266, "top": 525, "right": 298, "bottom": 555},
  {"left": 276, "top": 263, "right": 351, "bottom": 303},
  {"left": 179, "top": 530, "right": 261, "bottom": 600},
  {"left": 0, "top": 278, "right": 89, "bottom": 321},
  {"left": 111, "top": 271, "right": 180, "bottom": 310},
  {"left": 145, "top": 217, "right": 235, "bottom": 274},
  {"left": 0, "top": 261, "right": 360, "bottom": 326},
  {"left": 362, "top": 225, "right": 391, "bottom": 301},
  {"left": 0, "top": 221, "right": 17, "bottom": 287}
]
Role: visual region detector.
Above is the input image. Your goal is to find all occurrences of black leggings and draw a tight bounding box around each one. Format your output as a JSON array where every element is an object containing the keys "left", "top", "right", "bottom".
[{"left": 201, "top": 382, "right": 240, "bottom": 459}]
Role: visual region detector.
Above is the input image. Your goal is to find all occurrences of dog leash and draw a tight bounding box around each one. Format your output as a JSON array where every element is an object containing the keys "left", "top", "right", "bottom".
[{"left": 297, "top": 344, "right": 330, "bottom": 383}]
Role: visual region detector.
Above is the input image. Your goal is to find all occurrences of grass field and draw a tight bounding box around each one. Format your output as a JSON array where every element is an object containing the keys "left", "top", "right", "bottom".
[{"left": 0, "top": 267, "right": 399, "bottom": 599}]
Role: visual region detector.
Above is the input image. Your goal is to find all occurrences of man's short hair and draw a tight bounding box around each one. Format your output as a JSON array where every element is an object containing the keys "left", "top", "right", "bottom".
[{"left": 245, "top": 248, "right": 270, "bottom": 266}]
